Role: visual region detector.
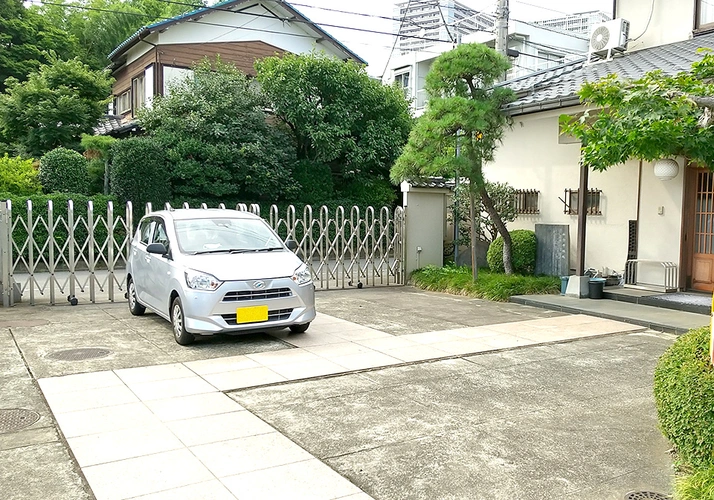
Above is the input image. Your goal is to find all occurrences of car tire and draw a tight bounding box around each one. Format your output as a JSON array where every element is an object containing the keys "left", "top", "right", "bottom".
[
  {"left": 171, "top": 297, "right": 194, "bottom": 345},
  {"left": 289, "top": 322, "right": 310, "bottom": 334},
  {"left": 127, "top": 278, "right": 145, "bottom": 316}
]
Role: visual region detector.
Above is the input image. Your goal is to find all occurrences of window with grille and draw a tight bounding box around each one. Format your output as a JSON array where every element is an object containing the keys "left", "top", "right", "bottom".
[
  {"left": 513, "top": 189, "right": 539, "bottom": 214},
  {"left": 564, "top": 188, "right": 602, "bottom": 215},
  {"left": 115, "top": 91, "right": 131, "bottom": 115},
  {"left": 132, "top": 75, "right": 145, "bottom": 115}
]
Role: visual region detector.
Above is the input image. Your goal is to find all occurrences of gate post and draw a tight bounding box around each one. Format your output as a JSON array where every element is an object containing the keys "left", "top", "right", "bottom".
[
  {"left": 0, "top": 201, "right": 10, "bottom": 307},
  {"left": 400, "top": 180, "right": 451, "bottom": 275}
]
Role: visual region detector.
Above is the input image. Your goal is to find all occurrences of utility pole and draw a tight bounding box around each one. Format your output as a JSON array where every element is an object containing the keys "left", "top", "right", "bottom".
[{"left": 495, "top": 0, "right": 509, "bottom": 57}]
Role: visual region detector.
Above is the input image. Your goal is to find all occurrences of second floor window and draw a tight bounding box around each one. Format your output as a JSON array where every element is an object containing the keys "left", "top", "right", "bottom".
[
  {"left": 697, "top": 0, "right": 714, "bottom": 30},
  {"left": 394, "top": 72, "right": 410, "bottom": 99},
  {"left": 132, "top": 75, "right": 145, "bottom": 115},
  {"left": 116, "top": 91, "right": 131, "bottom": 115}
]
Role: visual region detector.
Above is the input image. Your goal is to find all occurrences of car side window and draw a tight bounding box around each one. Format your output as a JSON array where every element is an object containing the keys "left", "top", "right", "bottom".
[
  {"left": 153, "top": 222, "right": 169, "bottom": 248},
  {"left": 138, "top": 219, "right": 153, "bottom": 245}
]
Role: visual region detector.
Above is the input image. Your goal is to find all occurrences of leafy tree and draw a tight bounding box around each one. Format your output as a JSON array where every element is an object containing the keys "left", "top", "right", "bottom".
[
  {"left": 391, "top": 43, "right": 515, "bottom": 279},
  {"left": 0, "top": 0, "right": 79, "bottom": 92},
  {"left": 31, "top": 0, "right": 203, "bottom": 71},
  {"left": 255, "top": 52, "right": 412, "bottom": 202},
  {"left": 450, "top": 181, "right": 517, "bottom": 247},
  {"left": 560, "top": 51, "right": 714, "bottom": 170},
  {"left": 0, "top": 55, "right": 113, "bottom": 157},
  {"left": 39, "top": 147, "right": 89, "bottom": 194},
  {"left": 81, "top": 134, "right": 116, "bottom": 194},
  {"left": 138, "top": 58, "right": 297, "bottom": 205},
  {"left": 0, "top": 154, "right": 41, "bottom": 195}
]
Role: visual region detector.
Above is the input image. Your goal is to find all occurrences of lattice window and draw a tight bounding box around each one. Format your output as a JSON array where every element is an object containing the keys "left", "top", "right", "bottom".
[
  {"left": 513, "top": 189, "right": 539, "bottom": 214},
  {"left": 564, "top": 188, "right": 602, "bottom": 215}
]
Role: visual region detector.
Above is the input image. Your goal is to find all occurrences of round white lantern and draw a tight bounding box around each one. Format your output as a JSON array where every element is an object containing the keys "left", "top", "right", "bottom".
[{"left": 653, "top": 158, "right": 680, "bottom": 181}]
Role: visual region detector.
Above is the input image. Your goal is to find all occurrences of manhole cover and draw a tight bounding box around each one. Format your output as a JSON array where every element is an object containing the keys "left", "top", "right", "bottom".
[
  {"left": 625, "top": 492, "right": 671, "bottom": 500},
  {"left": 48, "top": 348, "right": 111, "bottom": 361},
  {"left": 0, "top": 408, "right": 41, "bottom": 433}
]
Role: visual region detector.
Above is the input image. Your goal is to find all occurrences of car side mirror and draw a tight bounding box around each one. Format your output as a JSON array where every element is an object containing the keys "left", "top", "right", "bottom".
[
  {"left": 146, "top": 242, "right": 168, "bottom": 255},
  {"left": 285, "top": 239, "right": 298, "bottom": 251}
]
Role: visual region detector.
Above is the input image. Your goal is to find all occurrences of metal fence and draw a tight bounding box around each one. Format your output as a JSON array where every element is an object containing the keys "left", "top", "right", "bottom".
[{"left": 0, "top": 200, "right": 405, "bottom": 307}]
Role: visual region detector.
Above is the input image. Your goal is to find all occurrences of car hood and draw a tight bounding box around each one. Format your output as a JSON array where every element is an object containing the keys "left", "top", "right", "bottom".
[{"left": 181, "top": 251, "right": 305, "bottom": 281}]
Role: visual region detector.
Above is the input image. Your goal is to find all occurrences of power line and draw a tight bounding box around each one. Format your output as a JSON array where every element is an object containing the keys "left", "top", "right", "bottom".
[{"left": 381, "top": 0, "right": 413, "bottom": 80}]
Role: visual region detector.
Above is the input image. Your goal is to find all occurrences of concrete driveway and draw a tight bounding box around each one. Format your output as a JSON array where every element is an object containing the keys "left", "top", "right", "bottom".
[{"left": 1, "top": 287, "right": 675, "bottom": 499}]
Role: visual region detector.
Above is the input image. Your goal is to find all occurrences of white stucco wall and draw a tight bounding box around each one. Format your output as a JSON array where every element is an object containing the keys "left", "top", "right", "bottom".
[
  {"left": 616, "top": 0, "right": 695, "bottom": 52},
  {"left": 155, "top": 5, "right": 345, "bottom": 59},
  {"left": 485, "top": 107, "right": 685, "bottom": 279}
]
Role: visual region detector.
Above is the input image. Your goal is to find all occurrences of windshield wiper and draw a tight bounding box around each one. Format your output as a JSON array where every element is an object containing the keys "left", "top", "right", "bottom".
[
  {"left": 256, "top": 247, "right": 283, "bottom": 252},
  {"left": 192, "top": 249, "right": 233, "bottom": 255}
]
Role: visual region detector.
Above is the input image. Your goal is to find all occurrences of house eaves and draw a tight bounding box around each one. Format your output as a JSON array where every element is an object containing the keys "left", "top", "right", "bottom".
[
  {"left": 107, "top": 0, "right": 365, "bottom": 64},
  {"left": 500, "top": 31, "right": 714, "bottom": 117}
]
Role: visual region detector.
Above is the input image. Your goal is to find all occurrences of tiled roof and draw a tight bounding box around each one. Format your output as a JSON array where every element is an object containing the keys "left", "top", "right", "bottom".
[
  {"left": 502, "top": 32, "right": 714, "bottom": 115},
  {"left": 94, "top": 115, "right": 139, "bottom": 136},
  {"left": 409, "top": 177, "right": 455, "bottom": 189}
]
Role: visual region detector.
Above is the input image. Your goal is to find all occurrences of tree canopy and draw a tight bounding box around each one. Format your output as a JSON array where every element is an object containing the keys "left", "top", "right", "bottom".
[
  {"left": 560, "top": 51, "right": 714, "bottom": 170},
  {"left": 31, "top": 0, "right": 203, "bottom": 71},
  {"left": 136, "top": 59, "right": 298, "bottom": 205},
  {"left": 0, "top": 0, "right": 79, "bottom": 92},
  {"left": 255, "top": 52, "right": 412, "bottom": 204},
  {"left": 391, "top": 43, "right": 515, "bottom": 276},
  {"left": 0, "top": 55, "right": 113, "bottom": 157}
]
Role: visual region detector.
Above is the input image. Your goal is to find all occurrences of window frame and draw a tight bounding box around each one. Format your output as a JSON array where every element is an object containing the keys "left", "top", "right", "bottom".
[
  {"left": 564, "top": 188, "right": 602, "bottom": 216},
  {"left": 695, "top": 0, "right": 714, "bottom": 32},
  {"left": 132, "top": 74, "right": 145, "bottom": 116},
  {"left": 115, "top": 90, "right": 131, "bottom": 115}
]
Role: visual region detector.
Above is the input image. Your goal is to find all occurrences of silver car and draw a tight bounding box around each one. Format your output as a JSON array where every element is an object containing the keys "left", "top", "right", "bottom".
[{"left": 126, "top": 209, "right": 316, "bottom": 345}]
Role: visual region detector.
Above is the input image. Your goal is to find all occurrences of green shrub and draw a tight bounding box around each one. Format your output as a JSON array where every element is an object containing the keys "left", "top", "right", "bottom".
[
  {"left": 675, "top": 464, "right": 714, "bottom": 500},
  {"left": 87, "top": 159, "right": 106, "bottom": 195},
  {"left": 0, "top": 154, "right": 41, "bottom": 195},
  {"left": 654, "top": 326, "right": 714, "bottom": 469},
  {"left": 410, "top": 265, "right": 560, "bottom": 301},
  {"left": 38, "top": 148, "right": 89, "bottom": 194},
  {"left": 487, "top": 229, "right": 537, "bottom": 275},
  {"left": 110, "top": 137, "right": 171, "bottom": 208},
  {"left": 293, "top": 160, "right": 334, "bottom": 205}
]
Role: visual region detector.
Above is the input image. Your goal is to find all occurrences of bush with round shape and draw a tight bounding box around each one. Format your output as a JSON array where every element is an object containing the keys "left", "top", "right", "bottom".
[
  {"left": 654, "top": 326, "right": 714, "bottom": 469},
  {"left": 486, "top": 229, "right": 537, "bottom": 275},
  {"left": 38, "top": 148, "right": 89, "bottom": 194}
]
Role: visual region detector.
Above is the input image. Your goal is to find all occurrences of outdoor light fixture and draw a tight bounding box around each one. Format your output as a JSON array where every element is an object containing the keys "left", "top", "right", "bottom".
[{"left": 653, "top": 158, "right": 680, "bottom": 181}]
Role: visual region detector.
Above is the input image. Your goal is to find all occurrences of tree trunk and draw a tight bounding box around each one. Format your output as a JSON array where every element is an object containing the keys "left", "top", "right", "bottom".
[
  {"left": 479, "top": 183, "right": 513, "bottom": 274},
  {"left": 469, "top": 186, "right": 478, "bottom": 281}
]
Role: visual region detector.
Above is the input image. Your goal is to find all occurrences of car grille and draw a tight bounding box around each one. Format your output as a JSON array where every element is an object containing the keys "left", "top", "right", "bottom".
[
  {"left": 221, "top": 308, "right": 294, "bottom": 325},
  {"left": 222, "top": 288, "right": 292, "bottom": 302}
]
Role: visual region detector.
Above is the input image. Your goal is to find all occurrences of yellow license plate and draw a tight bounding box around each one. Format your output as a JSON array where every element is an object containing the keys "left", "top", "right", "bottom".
[{"left": 236, "top": 305, "right": 268, "bottom": 324}]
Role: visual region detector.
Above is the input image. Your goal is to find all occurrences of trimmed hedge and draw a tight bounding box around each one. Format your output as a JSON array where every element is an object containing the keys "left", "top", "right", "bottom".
[
  {"left": 110, "top": 137, "right": 171, "bottom": 209},
  {"left": 654, "top": 326, "right": 714, "bottom": 469},
  {"left": 486, "top": 229, "right": 537, "bottom": 275},
  {"left": 39, "top": 148, "right": 89, "bottom": 194}
]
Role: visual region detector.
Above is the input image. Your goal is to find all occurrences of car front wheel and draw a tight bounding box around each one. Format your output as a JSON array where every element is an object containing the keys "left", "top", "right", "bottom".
[
  {"left": 289, "top": 322, "right": 310, "bottom": 334},
  {"left": 171, "top": 297, "right": 194, "bottom": 345},
  {"left": 127, "top": 278, "right": 145, "bottom": 316}
]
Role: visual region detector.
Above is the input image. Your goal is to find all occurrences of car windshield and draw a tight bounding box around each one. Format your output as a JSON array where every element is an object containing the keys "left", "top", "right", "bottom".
[{"left": 174, "top": 217, "right": 284, "bottom": 254}]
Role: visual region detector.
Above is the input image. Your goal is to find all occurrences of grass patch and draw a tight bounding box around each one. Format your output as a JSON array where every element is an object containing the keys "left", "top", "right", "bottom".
[{"left": 410, "top": 265, "right": 561, "bottom": 301}]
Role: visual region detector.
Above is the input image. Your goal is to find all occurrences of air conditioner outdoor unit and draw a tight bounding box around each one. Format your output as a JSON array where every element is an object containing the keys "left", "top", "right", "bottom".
[{"left": 588, "top": 18, "right": 630, "bottom": 60}]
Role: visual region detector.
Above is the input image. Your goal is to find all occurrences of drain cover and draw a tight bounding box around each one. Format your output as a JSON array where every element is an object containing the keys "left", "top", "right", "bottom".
[
  {"left": 0, "top": 409, "right": 41, "bottom": 433},
  {"left": 48, "top": 348, "right": 111, "bottom": 361},
  {"left": 625, "top": 492, "right": 671, "bottom": 500}
]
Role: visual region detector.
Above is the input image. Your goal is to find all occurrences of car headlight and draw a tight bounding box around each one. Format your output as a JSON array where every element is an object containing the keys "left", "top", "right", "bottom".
[
  {"left": 291, "top": 263, "right": 312, "bottom": 286},
  {"left": 185, "top": 269, "right": 223, "bottom": 290}
]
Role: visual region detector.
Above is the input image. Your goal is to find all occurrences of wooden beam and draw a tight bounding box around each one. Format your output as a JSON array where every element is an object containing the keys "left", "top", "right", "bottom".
[{"left": 576, "top": 161, "right": 589, "bottom": 275}]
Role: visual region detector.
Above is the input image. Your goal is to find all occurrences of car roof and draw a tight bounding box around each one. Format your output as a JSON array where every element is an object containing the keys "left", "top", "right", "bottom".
[{"left": 147, "top": 209, "right": 262, "bottom": 221}]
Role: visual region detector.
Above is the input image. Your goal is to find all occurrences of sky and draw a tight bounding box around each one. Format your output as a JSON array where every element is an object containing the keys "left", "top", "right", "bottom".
[{"left": 292, "top": 0, "right": 614, "bottom": 77}]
